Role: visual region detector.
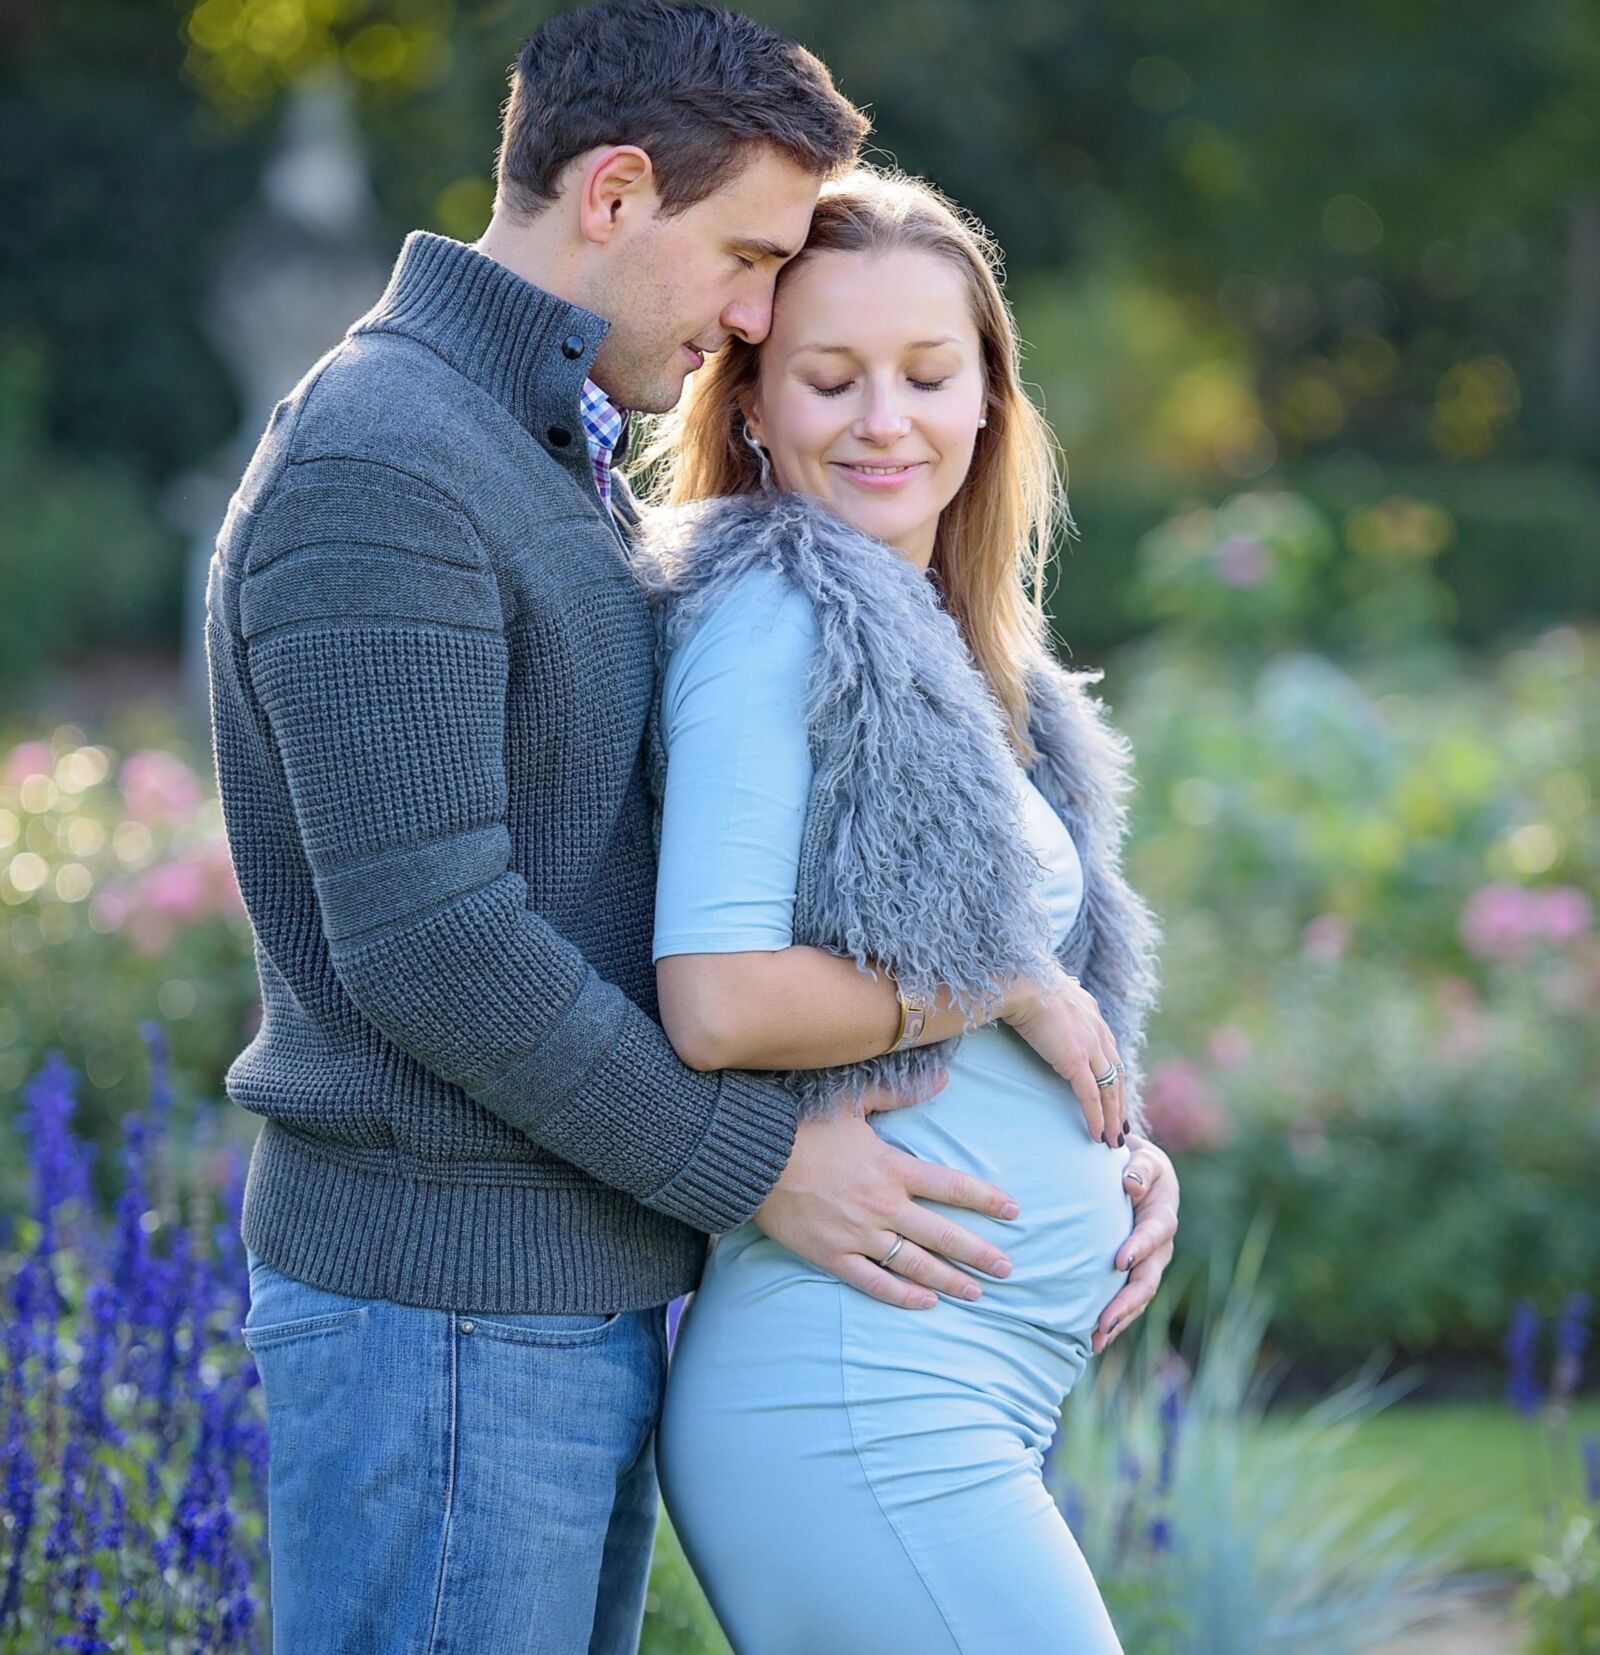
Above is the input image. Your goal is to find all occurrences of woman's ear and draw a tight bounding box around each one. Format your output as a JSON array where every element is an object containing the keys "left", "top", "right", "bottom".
[{"left": 737, "top": 393, "right": 765, "bottom": 446}]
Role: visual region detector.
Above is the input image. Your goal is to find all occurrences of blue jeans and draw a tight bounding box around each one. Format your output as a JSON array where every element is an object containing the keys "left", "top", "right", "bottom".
[{"left": 241, "top": 1249, "right": 667, "bottom": 1654}]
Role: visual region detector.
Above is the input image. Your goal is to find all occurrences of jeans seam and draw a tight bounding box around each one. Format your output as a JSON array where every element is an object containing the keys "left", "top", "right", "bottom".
[{"left": 424, "top": 1314, "right": 460, "bottom": 1653}]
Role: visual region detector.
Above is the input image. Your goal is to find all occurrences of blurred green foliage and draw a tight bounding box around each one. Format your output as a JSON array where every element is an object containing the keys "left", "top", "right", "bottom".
[
  {"left": 1, "top": 0, "right": 1596, "bottom": 691},
  {"left": 1118, "top": 613, "right": 1599, "bottom": 1369}
]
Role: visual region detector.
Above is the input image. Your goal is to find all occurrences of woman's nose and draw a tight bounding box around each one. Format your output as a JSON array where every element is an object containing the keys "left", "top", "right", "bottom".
[{"left": 856, "top": 397, "right": 911, "bottom": 444}]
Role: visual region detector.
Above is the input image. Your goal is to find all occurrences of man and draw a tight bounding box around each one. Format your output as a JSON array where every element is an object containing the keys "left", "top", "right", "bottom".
[{"left": 210, "top": 3, "right": 1180, "bottom": 1649}]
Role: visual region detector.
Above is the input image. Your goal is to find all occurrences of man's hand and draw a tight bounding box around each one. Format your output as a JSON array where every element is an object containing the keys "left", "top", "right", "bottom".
[
  {"left": 1091, "top": 1131, "right": 1179, "bottom": 1355},
  {"left": 752, "top": 1102, "right": 1020, "bottom": 1311}
]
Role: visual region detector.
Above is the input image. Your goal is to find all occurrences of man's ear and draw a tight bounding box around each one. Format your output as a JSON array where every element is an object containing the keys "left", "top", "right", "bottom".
[{"left": 575, "top": 145, "right": 656, "bottom": 245}]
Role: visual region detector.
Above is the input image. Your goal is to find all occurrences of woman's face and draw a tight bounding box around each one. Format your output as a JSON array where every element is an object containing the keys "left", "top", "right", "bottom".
[{"left": 743, "top": 247, "right": 988, "bottom": 568}]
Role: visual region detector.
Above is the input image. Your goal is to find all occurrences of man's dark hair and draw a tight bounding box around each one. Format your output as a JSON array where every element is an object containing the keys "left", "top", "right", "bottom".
[{"left": 496, "top": 1, "right": 869, "bottom": 218}]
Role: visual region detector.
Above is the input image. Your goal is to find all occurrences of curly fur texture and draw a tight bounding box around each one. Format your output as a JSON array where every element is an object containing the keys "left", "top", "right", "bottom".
[{"left": 633, "top": 488, "right": 1162, "bottom": 1126}]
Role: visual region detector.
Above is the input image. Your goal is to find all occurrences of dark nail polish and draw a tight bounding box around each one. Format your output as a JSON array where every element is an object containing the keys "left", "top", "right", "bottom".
[{"left": 1118, "top": 1131, "right": 1126, "bottom": 1146}]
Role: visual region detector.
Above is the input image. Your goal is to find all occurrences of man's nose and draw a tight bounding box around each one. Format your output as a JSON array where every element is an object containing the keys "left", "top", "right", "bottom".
[{"left": 723, "top": 292, "right": 774, "bottom": 346}]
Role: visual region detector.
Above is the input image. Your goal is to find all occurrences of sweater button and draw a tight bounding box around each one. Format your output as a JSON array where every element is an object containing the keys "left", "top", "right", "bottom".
[
  {"left": 459, "top": 1319, "right": 475, "bottom": 1334},
  {"left": 547, "top": 424, "right": 573, "bottom": 448},
  {"left": 560, "top": 334, "right": 585, "bottom": 360}
]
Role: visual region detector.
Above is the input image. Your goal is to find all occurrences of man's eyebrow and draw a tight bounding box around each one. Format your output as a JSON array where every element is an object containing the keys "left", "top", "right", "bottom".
[
  {"left": 730, "top": 236, "right": 798, "bottom": 260},
  {"left": 792, "top": 336, "right": 963, "bottom": 356}
]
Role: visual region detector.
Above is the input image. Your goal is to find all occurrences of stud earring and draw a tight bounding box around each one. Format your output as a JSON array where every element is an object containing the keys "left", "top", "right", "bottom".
[{"left": 977, "top": 417, "right": 988, "bottom": 428}]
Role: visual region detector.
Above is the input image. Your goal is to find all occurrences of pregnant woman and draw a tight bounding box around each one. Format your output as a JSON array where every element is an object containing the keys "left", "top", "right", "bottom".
[{"left": 634, "top": 167, "right": 1162, "bottom": 1653}]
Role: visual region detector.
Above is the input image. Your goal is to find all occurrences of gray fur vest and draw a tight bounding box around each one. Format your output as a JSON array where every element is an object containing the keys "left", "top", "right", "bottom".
[{"left": 632, "top": 488, "right": 1161, "bottom": 1126}]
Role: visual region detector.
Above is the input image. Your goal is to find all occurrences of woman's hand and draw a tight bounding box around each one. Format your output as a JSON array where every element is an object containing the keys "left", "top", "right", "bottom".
[
  {"left": 1092, "top": 1133, "right": 1179, "bottom": 1353},
  {"left": 1001, "top": 966, "right": 1127, "bottom": 1147}
]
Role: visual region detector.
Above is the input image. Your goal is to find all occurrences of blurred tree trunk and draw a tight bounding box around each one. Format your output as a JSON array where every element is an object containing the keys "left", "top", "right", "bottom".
[{"left": 1557, "top": 185, "right": 1600, "bottom": 465}]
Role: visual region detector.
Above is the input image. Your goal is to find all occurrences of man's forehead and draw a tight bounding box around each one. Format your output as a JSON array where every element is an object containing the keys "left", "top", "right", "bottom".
[{"left": 710, "top": 149, "right": 820, "bottom": 238}]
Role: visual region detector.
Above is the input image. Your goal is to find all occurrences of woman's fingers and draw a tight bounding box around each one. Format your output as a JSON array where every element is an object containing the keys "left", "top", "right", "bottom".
[
  {"left": 1091, "top": 1238, "right": 1172, "bottom": 1353},
  {"left": 1065, "top": 1053, "right": 1108, "bottom": 1146}
]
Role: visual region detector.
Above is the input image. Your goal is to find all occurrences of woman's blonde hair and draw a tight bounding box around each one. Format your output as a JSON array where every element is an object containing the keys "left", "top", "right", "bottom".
[{"left": 633, "top": 164, "right": 1066, "bottom": 760}]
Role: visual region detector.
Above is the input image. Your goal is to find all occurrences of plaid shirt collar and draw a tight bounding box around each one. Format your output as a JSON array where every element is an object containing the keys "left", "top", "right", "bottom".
[{"left": 578, "top": 378, "right": 627, "bottom": 511}]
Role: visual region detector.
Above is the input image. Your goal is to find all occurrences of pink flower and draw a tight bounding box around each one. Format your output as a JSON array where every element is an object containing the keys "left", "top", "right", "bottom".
[
  {"left": 89, "top": 886, "right": 134, "bottom": 933},
  {"left": 121, "top": 749, "right": 203, "bottom": 826},
  {"left": 1302, "top": 913, "right": 1351, "bottom": 962},
  {"left": 138, "top": 859, "right": 208, "bottom": 921},
  {"left": 1142, "top": 1060, "right": 1229, "bottom": 1152},
  {"left": 121, "top": 840, "right": 244, "bottom": 955},
  {"left": 1214, "top": 534, "right": 1272, "bottom": 588},
  {"left": 1207, "top": 1023, "right": 1254, "bottom": 1070},
  {"left": 1461, "top": 883, "right": 1592, "bottom": 961},
  {"left": 1536, "top": 886, "right": 1592, "bottom": 943},
  {"left": 3, "top": 741, "right": 53, "bottom": 787}
]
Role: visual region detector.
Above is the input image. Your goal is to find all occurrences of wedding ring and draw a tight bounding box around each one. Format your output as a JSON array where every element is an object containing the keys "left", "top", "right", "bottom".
[
  {"left": 878, "top": 1234, "right": 906, "bottom": 1269},
  {"left": 1094, "top": 1062, "right": 1122, "bottom": 1089}
]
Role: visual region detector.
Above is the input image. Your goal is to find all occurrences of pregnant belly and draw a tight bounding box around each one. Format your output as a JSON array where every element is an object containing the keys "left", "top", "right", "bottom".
[{"left": 869, "top": 1022, "right": 1134, "bottom": 1342}]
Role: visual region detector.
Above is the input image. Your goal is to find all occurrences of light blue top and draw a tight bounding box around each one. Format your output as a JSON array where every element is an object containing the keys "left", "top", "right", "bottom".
[
  {"left": 655, "top": 568, "right": 1133, "bottom": 1345},
  {"left": 654, "top": 567, "right": 1085, "bottom": 964}
]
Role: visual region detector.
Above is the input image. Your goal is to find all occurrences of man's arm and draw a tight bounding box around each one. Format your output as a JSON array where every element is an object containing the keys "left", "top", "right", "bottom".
[{"left": 239, "top": 457, "right": 797, "bottom": 1234}]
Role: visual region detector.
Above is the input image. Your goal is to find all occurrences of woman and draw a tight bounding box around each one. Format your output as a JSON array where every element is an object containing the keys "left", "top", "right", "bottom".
[{"left": 633, "top": 167, "right": 1162, "bottom": 1653}]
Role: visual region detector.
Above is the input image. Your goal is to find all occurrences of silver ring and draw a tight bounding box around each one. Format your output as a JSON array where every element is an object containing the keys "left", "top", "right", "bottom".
[
  {"left": 878, "top": 1234, "right": 906, "bottom": 1269},
  {"left": 1094, "top": 1065, "right": 1120, "bottom": 1089}
]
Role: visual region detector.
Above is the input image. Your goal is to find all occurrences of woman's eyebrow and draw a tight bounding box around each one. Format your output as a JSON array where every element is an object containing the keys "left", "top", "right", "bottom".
[{"left": 791, "top": 336, "right": 963, "bottom": 357}]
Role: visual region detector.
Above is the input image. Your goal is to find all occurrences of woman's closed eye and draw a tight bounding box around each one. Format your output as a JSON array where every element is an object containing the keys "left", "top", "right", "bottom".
[{"left": 812, "top": 377, "right": 950, "bottom": 398}]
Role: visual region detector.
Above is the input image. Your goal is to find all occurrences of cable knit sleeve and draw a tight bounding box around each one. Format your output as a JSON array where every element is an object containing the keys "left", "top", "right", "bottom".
[{"left": 238, "top": 456, "right": 798, "bottom": 1234}]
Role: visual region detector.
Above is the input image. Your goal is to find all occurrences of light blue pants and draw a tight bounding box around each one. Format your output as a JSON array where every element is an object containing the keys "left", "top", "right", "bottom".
[
  {"left": 658, "top": 1023, "right": 1133, "bottom": 1655},
  {"left": 241, "top": 1249, "right": 665, "bottom": 1653},
  {"left": 658, "top": 1224, "right": 1126, "bottom": 1654}
]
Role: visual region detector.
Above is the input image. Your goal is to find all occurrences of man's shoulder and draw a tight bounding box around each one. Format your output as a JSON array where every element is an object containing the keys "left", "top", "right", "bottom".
[
  {"left": 226, "top": 330, "right": 584, "bottom": 551},
  {"left": 285, "top": 332, "right": 545, "bottom": 486}
]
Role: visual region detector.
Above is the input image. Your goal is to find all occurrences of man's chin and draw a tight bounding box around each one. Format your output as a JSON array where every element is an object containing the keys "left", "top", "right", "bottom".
[{"left": 621, "top": 373, "right": 690, "bottom": 417}]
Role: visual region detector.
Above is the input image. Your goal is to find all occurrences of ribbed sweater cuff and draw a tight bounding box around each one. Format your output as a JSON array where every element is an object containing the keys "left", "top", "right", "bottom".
[{"left": 647, "top": 1070, "right": 799, "bottom": 1234}]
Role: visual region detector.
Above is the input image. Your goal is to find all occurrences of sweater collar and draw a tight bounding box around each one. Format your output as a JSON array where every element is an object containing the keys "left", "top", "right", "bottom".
[{"left": 350, "top": 230, "right": 612, "bottom": 475}]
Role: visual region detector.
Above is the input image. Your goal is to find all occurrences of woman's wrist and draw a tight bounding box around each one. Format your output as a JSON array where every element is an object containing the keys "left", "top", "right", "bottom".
[{"left": 1000, "top": 964, "right": 1081, "bottom": 1029}]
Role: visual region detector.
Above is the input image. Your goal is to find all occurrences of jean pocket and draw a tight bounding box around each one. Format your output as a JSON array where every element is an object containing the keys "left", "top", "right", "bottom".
[
  {"left": 242, "top": 1260, "right": 378, "bottom": 1351},
  {"left": 241, "top": 1304, "right": 368, "bottom": 1352},
  {"left": 460, "top": 1309, "right": 620, "bottom": 1349}
]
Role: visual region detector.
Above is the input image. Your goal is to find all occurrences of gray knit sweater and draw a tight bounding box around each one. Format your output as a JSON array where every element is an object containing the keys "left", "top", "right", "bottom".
[{"left": 206, "top": 231, "right": 799, "bottom": 1315}]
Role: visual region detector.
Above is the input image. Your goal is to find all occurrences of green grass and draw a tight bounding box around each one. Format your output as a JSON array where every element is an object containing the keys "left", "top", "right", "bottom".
[{"left": 1258, "top": 1400, "right": 1600, "bottom": 1572}]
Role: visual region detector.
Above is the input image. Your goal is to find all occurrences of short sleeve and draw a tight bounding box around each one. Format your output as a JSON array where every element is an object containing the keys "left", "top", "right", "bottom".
[{"left": 653, "top": 568, "right": 818, "bottom": 960}]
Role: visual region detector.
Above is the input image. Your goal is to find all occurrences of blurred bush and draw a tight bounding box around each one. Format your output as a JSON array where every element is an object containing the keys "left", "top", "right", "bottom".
[
  {"left": 1114, "top": 533, "right": 1599, "bottom": 1369},
  {"left": 0, "top": 725, "right": 259, "bottom": 1212},
  {"left": 0, "top": 344, "right": 185, "bottom": 699}
]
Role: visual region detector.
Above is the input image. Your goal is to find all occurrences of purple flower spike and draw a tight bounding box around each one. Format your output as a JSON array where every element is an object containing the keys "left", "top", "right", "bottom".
[
  {"left": 1505, "top": 1300, "right": 1543, "bottom": 1416},
  {"left": 1156, "top": 1373, "right": 1184, "bottom": 1496},
  {"left": 1556, "top": 1293, "right": 1593, "bottom": 1361}
]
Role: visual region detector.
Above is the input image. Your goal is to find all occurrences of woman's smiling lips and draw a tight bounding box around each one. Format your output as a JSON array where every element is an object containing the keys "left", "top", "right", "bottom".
[{"left": 830, "top": 459, "right": 927, "bottom": 490}]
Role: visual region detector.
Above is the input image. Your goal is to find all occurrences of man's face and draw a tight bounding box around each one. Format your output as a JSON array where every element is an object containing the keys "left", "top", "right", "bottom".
[{"left": 586, "top": 147, "right": 821, "bottom": 414}]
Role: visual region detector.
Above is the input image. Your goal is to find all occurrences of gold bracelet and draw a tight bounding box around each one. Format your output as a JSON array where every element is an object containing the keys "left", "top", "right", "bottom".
[{"left": 889, "top": 981, "right": 932, "bottom": 1053}]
